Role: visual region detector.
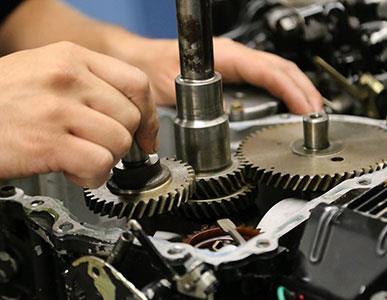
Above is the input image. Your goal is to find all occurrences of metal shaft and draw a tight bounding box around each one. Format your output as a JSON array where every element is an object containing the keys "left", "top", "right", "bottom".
[
  {"left": 303, "top": 113, "right": 330, "bottom": 151},
  {"left": 176, "top": 0, "right": 214, "bottom": 81},
  {"left": 174, "top": 0, "right": 232, "bottom": 173},
  {"left": 122, "top": 142, "right": 148, "bottom": 166}
]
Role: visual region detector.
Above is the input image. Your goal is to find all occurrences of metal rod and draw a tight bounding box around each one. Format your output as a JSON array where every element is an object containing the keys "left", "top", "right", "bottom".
[
  {"left": 128, "top": 220, "right": 177, "bottom": 280},
  {"left": 122, "top": 143, "right": 149, "bottom": 166},
  {"left": 176, "top": 0, "right": 215, "bottom": 80},
  {"left": 303, "top": 113, "right": 330, "bottom": 151}
]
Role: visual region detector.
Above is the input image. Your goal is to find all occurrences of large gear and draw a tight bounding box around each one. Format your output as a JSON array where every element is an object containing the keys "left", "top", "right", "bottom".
[
  {"left": 238, "top": 119, "right": 387, "bottom": 192},
  {"left": 193, "top": 156, "right": 246, "bottom": 199},
  {"left": 177, "top": 155, "right": 257, "bottom": 220},
  {"left": 84, "top": 157, "right": 195, "bottom": 219},
  {"left": 180, "top": 184, "right": 257, "bottom": 220}
]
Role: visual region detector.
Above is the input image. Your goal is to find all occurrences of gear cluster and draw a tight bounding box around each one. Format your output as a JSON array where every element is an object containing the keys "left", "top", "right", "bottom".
[{"left": 84, "top": 115, "right": 387, "bottom": 221}]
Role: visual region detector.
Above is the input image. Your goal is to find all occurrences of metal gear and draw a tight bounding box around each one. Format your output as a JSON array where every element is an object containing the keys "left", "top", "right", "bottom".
[
  {"left": 85, "top": 157, "right": 195, "bottom": 219},
  {"left": 193, "top": 156, "right": 246, "bottom": 199},
  {"left": 180, "top": 184, "right": 257, "bottom": 219},
  {"left": 238, "top": 120, "right": 387, "bottom": 192}
]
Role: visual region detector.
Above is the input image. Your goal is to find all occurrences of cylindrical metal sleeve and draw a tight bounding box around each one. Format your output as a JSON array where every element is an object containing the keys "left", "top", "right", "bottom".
[
  {"left": 174, "top": 115, "right": 232, "bottom": 173},
  {"left": 303, "top": 113, "right": 330, "bottom": 151},
  {"left": 176, "top": 0, "right": 214, "bottom": 80},
  {"left": 175, "top": 73, "right": 223, "bottom": 121},
  {"left": 122, "top": 143, "right": 149, "bottom": 166}
]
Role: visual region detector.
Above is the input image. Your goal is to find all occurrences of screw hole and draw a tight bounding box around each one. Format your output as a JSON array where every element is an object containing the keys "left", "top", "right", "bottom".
[
  {"left": 58, "top": 222, "right": 74, "bottom": 232},
  {"left": 256, "top": 239, "right": 271, "bottom": 248},
  {"left": 331, "top": 157, "right": 344, "bottom": 162},
  {"left": 31, "top": 200, "right": 44, "bottom": 207},
  {"left": 358, "top": 179, "right": 371, "bottom": 186},
  {"left": 92, "top": 267, "right": 100, "bottom": 278}
]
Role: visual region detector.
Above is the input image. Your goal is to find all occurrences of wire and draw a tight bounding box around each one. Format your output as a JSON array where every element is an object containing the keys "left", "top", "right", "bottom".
[{"left": 277, "top": 286, "right": 288, "bottom": 300}]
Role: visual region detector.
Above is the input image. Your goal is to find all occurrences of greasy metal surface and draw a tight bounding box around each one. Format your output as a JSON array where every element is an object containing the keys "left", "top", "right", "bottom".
[
  {"left": 238, "top": 120, "right": 387, "bottom": 192},
  {"left": 176, "top": 0, "right": 214, "bottom": 80},
  {"left": 84, "top": 158, "right": 195, "bottom": 219},
  {"left": 71, "top": 256, "right": 147, "bottom": 300}
]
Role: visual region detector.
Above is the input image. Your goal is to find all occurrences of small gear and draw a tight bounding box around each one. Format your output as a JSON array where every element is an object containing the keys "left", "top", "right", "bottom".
[
  {"left": 193, "top": 156, "right": 246, "bottom": 199},
  {"left": 180, "top": 184, "right": 257, "bottom": 219},
  {"left": 85, "top": 157, "right": 195, "bottom": 219},
  {"left": 238, "top": 120, "right": 387, "bottom": 192}
]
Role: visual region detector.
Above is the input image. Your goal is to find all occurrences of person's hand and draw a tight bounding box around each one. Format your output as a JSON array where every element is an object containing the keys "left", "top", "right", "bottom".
[
  {"left": 108, "top": 33, "right": 322, "bottom": 114},
  {"left": 0, "top": 41, "right": 158, "bottom": 187}
]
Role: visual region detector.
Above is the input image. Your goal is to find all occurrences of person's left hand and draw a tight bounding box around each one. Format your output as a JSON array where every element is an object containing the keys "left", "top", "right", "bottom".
[{"left": 107, "top": 33, "right": 322, "bottom": 114}]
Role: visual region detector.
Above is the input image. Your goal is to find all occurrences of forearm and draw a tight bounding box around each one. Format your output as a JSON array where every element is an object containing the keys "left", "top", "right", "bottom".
[{"left": 0, "top": 0, "right": 147, "bottom": 59}]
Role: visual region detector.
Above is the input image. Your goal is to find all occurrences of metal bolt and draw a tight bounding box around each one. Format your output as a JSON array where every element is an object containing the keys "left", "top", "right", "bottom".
[
  {"left": 0, "top": 186, "right": 16, "bottom": 198},
  {"left": 0, "top": 252, "right": 18, "bottom": 283},
  {"left": 229, "top": 100, "right": 244, "bottom": 122},
  {"left": 256, "top": 239, "right": 271, "bottom": 248},
  {"left": 167, "top": 245, "right": 185, "bottom": 255}
]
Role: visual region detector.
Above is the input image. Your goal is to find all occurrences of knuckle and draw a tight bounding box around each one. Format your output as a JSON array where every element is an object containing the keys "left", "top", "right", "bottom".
[
  {"left": 47, "top": 61, "right": 80, "bottom": 88},
  {"left": 54, "top": 41, "right": 79, "bottom": 54},
  {"left": 117, "top": 133, "right": 133, "bottom": 156},
  {"left": 285, "top": 61, "right": 299, "bottom": 71},
  {"left": 128, "top": 111, "right": 141, "bottom": 133},
  {"left": 91, "top": 152, "right": 114, "bottom": 177},
  {"left": 132, "top": 71, "right": 151, "bottom": 98}
]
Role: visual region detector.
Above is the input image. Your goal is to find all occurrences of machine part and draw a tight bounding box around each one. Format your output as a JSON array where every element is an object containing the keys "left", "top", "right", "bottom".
[
  {"left": 288, "top": 202, "right": 387, "bottom": 300},
  {"left": 106, "top": 231, "right": 134, "bottom": 268},
  {"left": 184, "top": 225, "right": 260, "bottom": 251},
  {"left": 128, "top": 220, "right": 218, "bottom": 300},
  {"left": 128, "top": 220, "right": 177, "bottom": 280},
  {"left": 303, "top": 113, "right": 330, "bottom": 151},
  {"left": 193, "top": 156, "right": 246, "bottom": 199},
  {"left": 238, "top": 117, "right": 387, "bottom": 192},
  {"left": 68, "top": 256, "right": 148, "bottom": 300},
  {"left": 174, "top": 0, "right": 232, "bottom": 173},
  {"left": 0, "top": 251, "right": 18, "bottom": 284},
  {"left": 216, "top": 219, "right": 246, "bottom": 245},
  {"left": 174, "top": 0, "right": 253, "bottom": 219},
  {"left": 180, "top": 184, "right": 257, "bottom": 220},
  {"left": 84, "top": 157, "right": 195, "bottom": 219}
]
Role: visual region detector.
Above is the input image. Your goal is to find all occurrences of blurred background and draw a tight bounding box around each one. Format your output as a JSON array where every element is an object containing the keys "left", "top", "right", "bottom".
[{"left": 64, "top": 0, "right": 178, "bottom": 38}]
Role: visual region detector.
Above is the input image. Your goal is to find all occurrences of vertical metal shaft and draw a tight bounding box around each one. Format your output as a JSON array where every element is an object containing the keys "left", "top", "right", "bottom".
[
  {"left": 176, "top": 0, "right": 214, "bottom": 80},
  {"left": 122, "top": 142, "right": 149, "bottom": 166},
  {"left": 303, "top": 113, "right": 330, "bottom": 151},
  {"left": 174, "top": 0, "right": 232, "bottom": 174}
]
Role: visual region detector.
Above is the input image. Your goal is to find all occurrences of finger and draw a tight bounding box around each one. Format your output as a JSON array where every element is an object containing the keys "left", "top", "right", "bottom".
[
  {"left": 79, "top": 72, "right": 142, "bottom": 134},
  {"left": 77, "top": 47, "right": 159, "bottom": 153},
  {"left": 64, "top": 172, "right": 110, "bottom": 188},
  {"left": 54, "top": 134, "right": 114, "bottom": 181},
  {"left": 215, "top": 41, "right": 320, "bottom": 114},
  {"left": 281, "top": 63, "right": 323, "bottom": 112},
  {"left": 233, "top": 58, "right": 313, "bottom": 114},
  {"left": 65, "top": 104, "right": 134, "bottom": 161},
  {"left": 261, "top": 55, "right": 323, "bottom": 112}
]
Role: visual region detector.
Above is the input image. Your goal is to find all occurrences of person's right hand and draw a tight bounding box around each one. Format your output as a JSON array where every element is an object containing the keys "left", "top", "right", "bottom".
[{"left": 0, "top": 41, "right": 158, "bottom": 188}]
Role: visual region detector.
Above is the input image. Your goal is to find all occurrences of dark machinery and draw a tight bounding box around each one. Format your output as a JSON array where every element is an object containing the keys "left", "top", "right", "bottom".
[{"left": 1, "top": 0, "right": 387, "bottom": 300}]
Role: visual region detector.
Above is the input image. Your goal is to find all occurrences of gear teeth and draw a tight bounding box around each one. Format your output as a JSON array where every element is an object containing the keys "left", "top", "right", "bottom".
[
  {"left": 84, "top": 158, "right": 195, "bottom": 219},
  {"left": 193, "top": 156, "right": 246, "bottom": 199},
  {"left": 179, "top": 185, "right": 257, "bottom": 220},
  {"left": 237, "top": 121, "right": 387, "bottom": 193}
]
